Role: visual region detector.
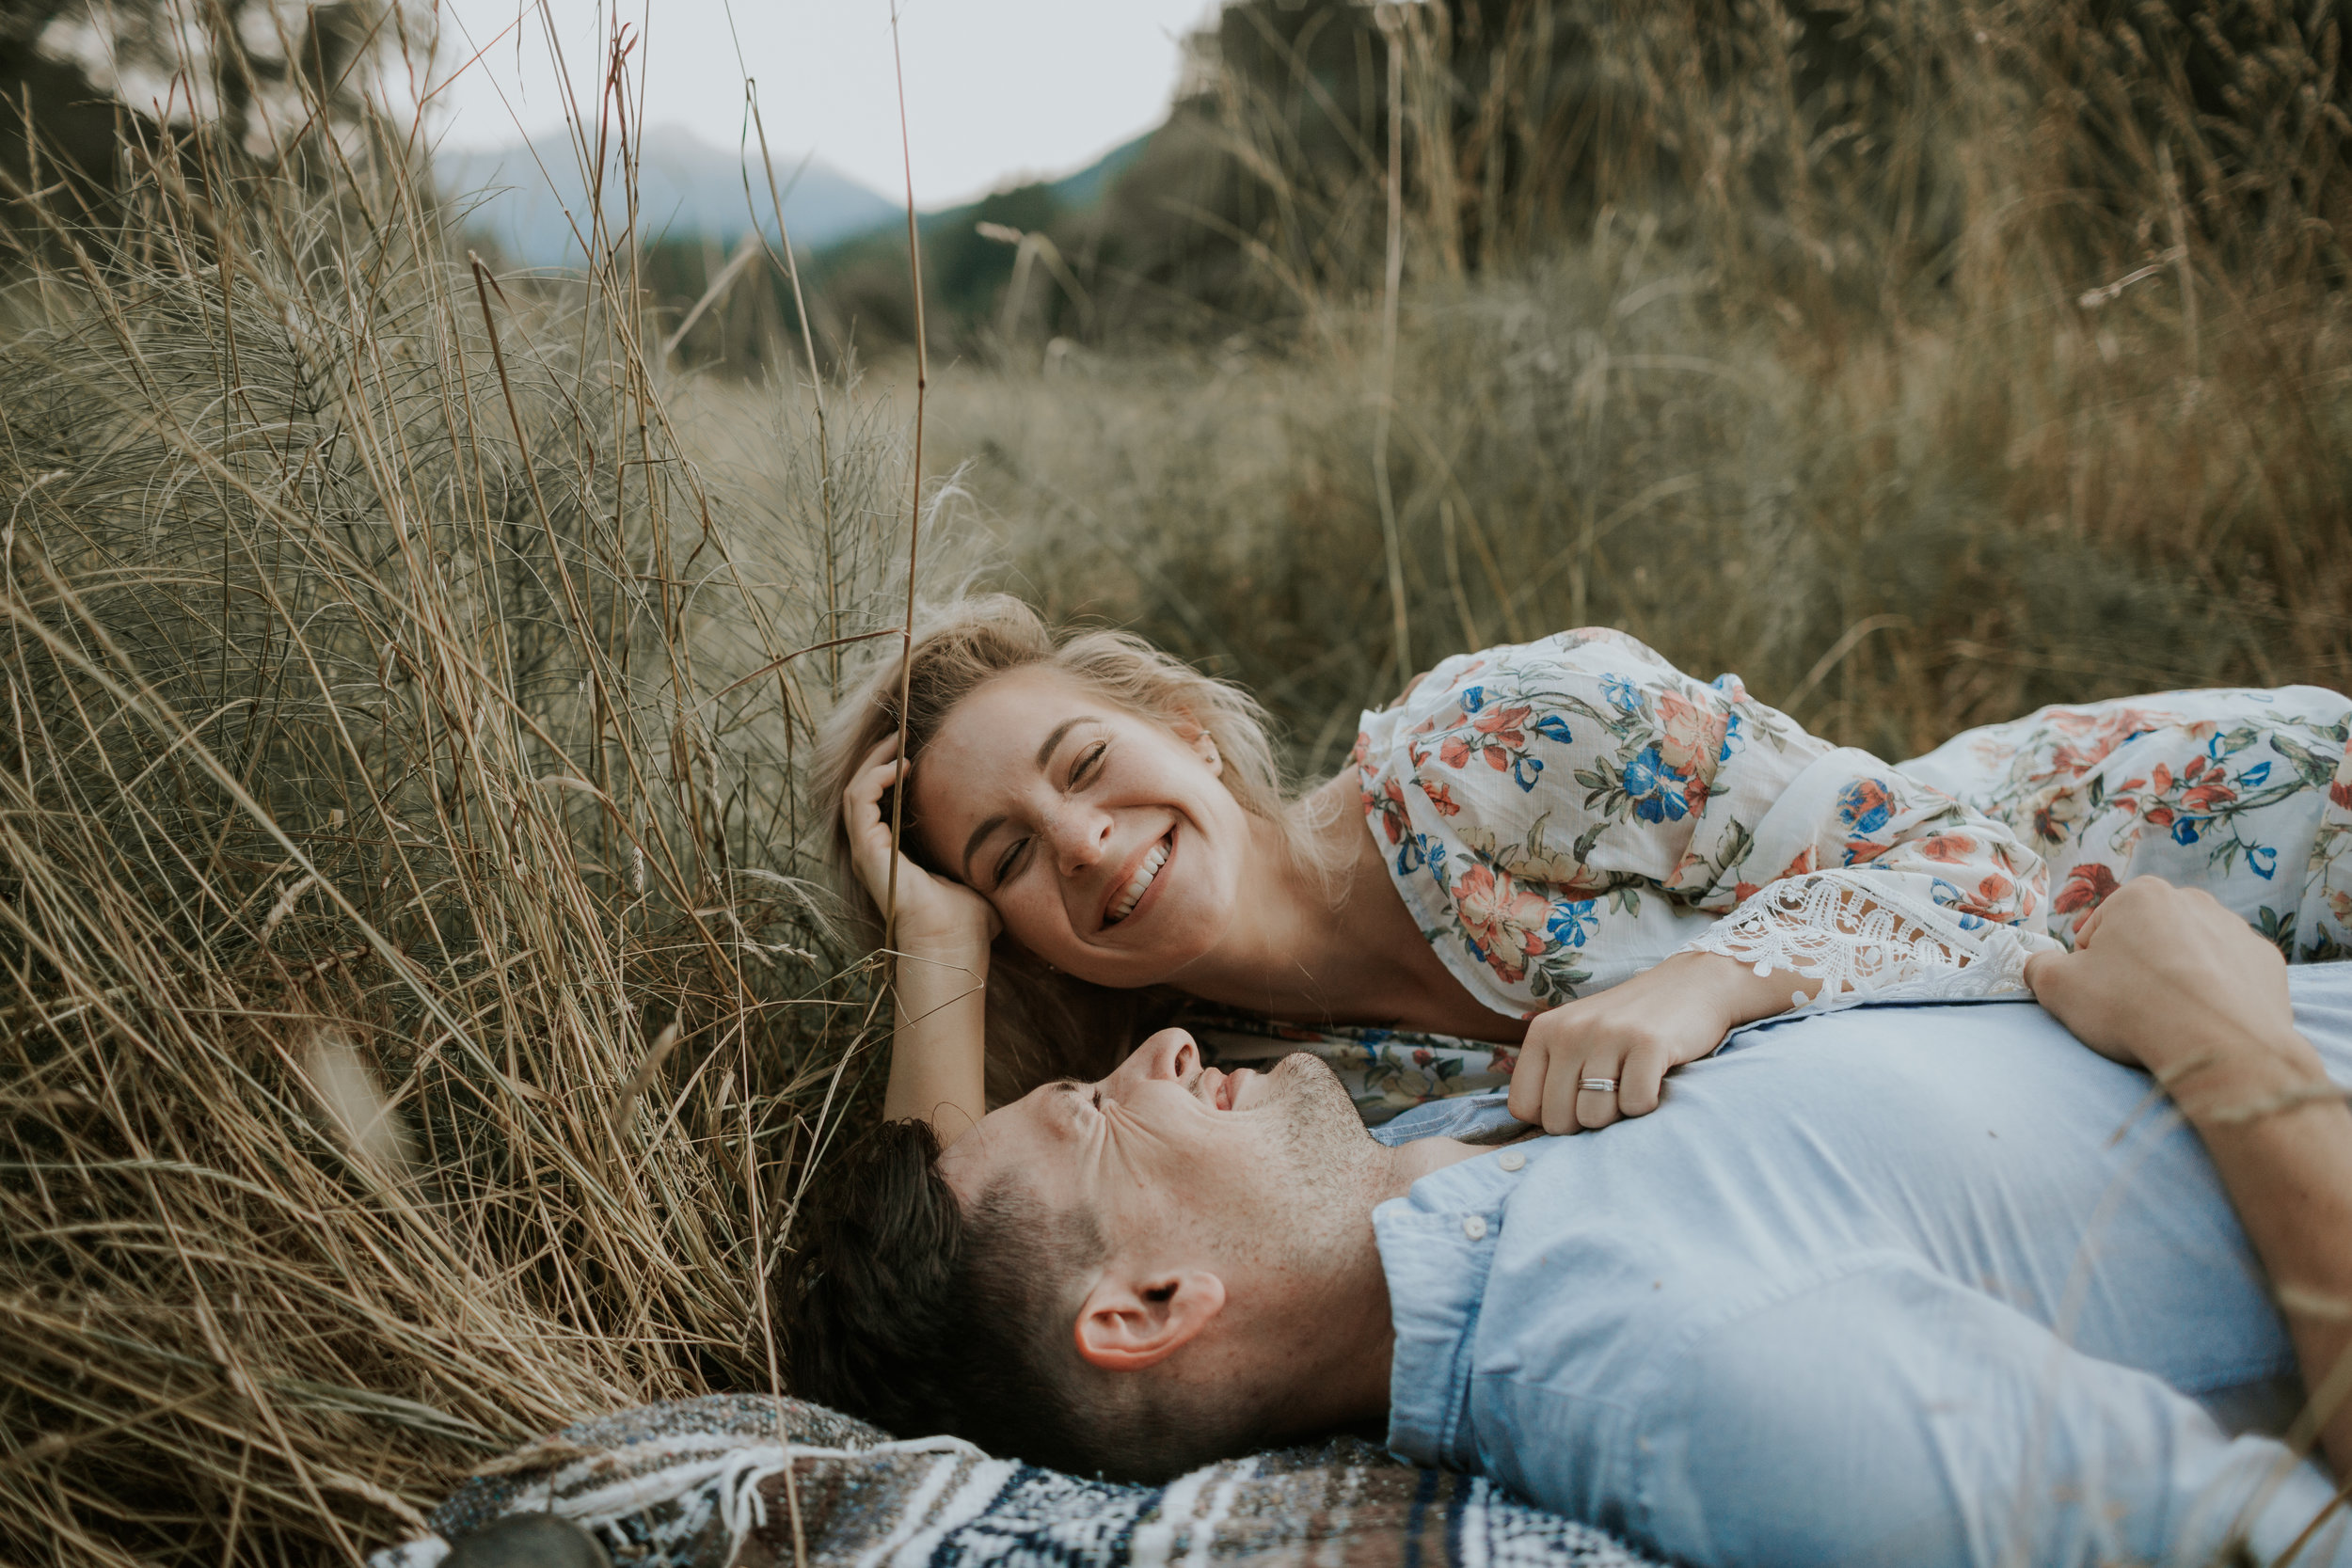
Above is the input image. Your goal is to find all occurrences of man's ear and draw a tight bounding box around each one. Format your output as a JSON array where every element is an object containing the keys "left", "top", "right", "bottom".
[{"left": 1073, "top": 1269, "right": 1227, "bottom": 1371}]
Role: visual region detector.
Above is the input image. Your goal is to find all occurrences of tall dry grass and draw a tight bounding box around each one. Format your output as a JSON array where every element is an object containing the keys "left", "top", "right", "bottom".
[{"left": 0, "top": 37, "right": 942, "bottom": 1563}]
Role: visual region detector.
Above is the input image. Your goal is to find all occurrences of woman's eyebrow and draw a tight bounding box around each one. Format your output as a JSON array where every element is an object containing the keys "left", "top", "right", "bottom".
[
  {"left": 960, "top": 815, "right": 1009, "bottom": 882},
  {"left": 1034, "top": 718, "right": 1084, "bottom": 770}
]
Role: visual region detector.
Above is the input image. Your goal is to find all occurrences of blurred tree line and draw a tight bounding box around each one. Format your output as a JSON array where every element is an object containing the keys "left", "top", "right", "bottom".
[
  {"left": 639, "top": 0, "right": 2352, "bottom": 372},
  {"left": 1, "top": 0, "right": 385, "bottom": 248}
]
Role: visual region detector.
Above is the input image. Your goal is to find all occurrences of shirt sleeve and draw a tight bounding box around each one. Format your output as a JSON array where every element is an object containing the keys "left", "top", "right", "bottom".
[
  {"left": 1356, "top": 629, "right": 2051, "bottom": 1014},
  {"left": 1612, "top": 1259, "right": 2348, "bottom": 1568}
]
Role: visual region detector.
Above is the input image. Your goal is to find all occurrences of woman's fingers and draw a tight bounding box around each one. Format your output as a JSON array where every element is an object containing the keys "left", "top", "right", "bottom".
[
  {"left": 1506, "top": 1040, "right": 1550, "bottom": 1127},
  {"left": 1517, "top": 987, "right": 1715, "bottom": 1134},
  {"left": 1616, "top": 1037, "right": 1673, "bottom": 1117},
  {"left": 1571, "top": 1045, "right": 1625, "bottom": 1132}
]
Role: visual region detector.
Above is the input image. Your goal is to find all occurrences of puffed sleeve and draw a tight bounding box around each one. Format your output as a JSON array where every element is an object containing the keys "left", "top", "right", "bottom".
[{"left": 1355, "top": 630, "right": 2051, "bottom": 1017}]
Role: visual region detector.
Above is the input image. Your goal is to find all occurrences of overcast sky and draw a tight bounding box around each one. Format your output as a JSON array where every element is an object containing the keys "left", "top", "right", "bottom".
[{"left": 421, "top": 0, "right": 1219, "bottom": 208}]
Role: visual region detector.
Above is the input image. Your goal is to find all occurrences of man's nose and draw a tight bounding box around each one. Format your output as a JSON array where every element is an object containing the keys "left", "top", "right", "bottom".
[{"left": 1117, "top": 1028, "right": 1200, "bottom": 1089}]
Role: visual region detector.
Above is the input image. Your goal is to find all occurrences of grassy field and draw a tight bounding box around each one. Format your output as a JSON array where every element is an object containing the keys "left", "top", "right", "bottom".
[{"left": 3, "top": 0, "right": 2351, "bottom": 1561}]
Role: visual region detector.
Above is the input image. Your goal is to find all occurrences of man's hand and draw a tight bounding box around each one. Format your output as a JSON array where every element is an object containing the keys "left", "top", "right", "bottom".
[
  {"left": 1508, "top": 950, "right": 1817, "bottom": 1133},
  {"left": 2023, "top": 878, "right": 2308, "bottom": 1106},
  {"left": 2028, "top": 876, "right": 2352, "bottom": 1481}
]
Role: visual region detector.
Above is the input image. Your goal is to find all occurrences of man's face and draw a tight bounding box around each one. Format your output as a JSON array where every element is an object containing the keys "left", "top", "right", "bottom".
[{"left": 938, "top": 1030, "right": 1382, "bottom": 1290}]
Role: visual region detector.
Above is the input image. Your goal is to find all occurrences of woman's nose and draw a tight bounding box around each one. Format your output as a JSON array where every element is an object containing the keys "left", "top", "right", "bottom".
[{"left": 1044, "top": 805, "right": 1114, "bottom": 873}]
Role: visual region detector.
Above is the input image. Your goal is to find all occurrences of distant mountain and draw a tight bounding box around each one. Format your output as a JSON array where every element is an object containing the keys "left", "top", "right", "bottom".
[
  {"left": 437, "top": 124, "right": 901, "bottom": 266},
  {"left": 1034, "top": 131, "right": 1152, "bottom": 212}
]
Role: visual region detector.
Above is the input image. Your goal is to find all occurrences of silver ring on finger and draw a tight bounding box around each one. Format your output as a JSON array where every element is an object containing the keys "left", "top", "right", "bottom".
[{"left": 1579, "top": 1077, "right": 1619, "bottom": 1094}]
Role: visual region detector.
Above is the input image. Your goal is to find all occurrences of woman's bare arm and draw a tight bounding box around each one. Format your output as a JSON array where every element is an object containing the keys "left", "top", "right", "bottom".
[
  {"left": 2026, "top": 879, "right": 2352, "bottom": 1478},
  {"left": 844, "top": 737, "right": 993, "bottom": 1142}
]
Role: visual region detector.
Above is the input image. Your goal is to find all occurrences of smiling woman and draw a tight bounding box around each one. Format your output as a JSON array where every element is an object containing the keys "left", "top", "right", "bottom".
[{"left": 816, "top": 595, "right": 2352, "bottom": 1144}]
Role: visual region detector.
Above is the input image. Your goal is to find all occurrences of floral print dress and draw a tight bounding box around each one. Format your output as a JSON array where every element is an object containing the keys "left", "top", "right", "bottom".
[
  {"left": 1193, "top": 630, "right": 2351, "bottom": 1120},
  {"left": 1899, "top": 685, "right": 2352, "bottom": 960}
]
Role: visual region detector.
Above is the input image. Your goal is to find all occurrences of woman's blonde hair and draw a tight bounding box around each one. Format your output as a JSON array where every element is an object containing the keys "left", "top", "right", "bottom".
[{"left": 811, "top": 594, "right": 1330, "bottom": 1102}]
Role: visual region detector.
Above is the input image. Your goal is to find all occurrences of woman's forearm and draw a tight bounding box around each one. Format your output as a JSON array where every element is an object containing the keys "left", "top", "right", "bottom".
[{"left": 882, "top": 929, "right": 991, "bottom": 1142}]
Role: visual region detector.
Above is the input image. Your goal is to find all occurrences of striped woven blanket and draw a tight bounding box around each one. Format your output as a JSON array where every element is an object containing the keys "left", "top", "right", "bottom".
[{"left": 371, "top": 1394, "right": 1660, "bottom": 1568}]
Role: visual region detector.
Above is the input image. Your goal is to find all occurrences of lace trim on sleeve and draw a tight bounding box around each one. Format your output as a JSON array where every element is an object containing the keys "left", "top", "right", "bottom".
[{"left": 1682, "top": 870, "right": 2047, "bottom": 1014}]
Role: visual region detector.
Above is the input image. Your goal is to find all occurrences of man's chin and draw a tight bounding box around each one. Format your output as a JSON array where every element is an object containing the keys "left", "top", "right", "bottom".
[{"left": 1266, "top": 1052, "right": 1375, "bottom": 1137}]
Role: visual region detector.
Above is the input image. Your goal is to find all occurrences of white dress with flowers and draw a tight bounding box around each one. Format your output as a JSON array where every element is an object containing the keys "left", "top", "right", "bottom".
[{"left": 1209, "top": 630, "right": 2352, "bottom": 1121}]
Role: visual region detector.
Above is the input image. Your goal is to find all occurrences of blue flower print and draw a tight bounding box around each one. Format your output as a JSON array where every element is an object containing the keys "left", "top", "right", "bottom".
[
  {"left": 1459, "top": 685, "right": 1486, "bottom": 714},
  {"left": 1620, "top": 746, "right": 1690, "bottom": 824},
  {"left": 1836, "top": 778, "right": 1896, "bottom": 836},
  {"left": 1601, "top": 673, "right": 1642, "bottom": 715},
  {"left": 2249, "top": 845, "right": 2279, "bottom": 879},
  {"left": 1394, "top": 831, "right": 1428, "bottom": 876},
  {"left": 2172, "top": 816, "right": 2204, "bottom": 846},
  {"left": 1532, "top": 715, "right": 1575, "bottom": 746},
  {"left": 1546, "top": 899, "right": 1599, "bottom": 948}
]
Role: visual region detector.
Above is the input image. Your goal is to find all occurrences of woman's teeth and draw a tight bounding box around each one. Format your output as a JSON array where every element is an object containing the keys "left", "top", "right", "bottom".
[{"left": 1107, "top": 840, "right": 1168, "bottom": 925}]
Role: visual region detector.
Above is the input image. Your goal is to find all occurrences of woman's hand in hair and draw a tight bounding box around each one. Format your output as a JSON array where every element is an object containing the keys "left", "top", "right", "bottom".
[
  {"left": 1505, "top": 950, "right": 1820, "bottom": 1134},
  {"left": 850, "top": 736, "right": 996, "bottom": 1138},
  {"left": 845, "top": 736, "right": 1000, "bottom": 948}
]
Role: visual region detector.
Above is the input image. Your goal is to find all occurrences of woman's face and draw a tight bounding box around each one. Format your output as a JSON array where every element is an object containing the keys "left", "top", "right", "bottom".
[{"left": 908, "top": 666, "right": 1254, "bottom": 987}]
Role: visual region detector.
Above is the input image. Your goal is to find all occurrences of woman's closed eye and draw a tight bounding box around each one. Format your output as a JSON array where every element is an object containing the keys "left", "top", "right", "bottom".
[
  {"left": 989, "top": 740, "right": 1105, "bottom": 886},
  {"left": 992, "top": 834, "right": 1033, "bottom": 887}
]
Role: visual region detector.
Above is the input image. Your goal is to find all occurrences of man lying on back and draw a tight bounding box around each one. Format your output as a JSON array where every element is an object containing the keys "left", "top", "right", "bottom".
[{"left": 786, "top": 879, "right": 2352, "bottom": 1567}]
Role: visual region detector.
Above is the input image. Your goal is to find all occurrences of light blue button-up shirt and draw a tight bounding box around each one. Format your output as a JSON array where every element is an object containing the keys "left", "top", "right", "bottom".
[{"left": 1375, "top": 966, "right": 2352, "bottom": 1568}]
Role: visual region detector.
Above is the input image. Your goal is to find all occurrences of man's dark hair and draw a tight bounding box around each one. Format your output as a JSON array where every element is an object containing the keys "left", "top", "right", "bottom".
[{"left": 782, "top": 1119, "right": 1239, "bottom": 1478}]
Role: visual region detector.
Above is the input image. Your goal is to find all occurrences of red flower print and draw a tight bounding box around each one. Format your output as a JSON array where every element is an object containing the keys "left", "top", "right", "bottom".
[
  {"left": 2150, "top": 763, "right": 2173, "bottom": 793},
  {"left": 1438, "top": 704, "right": 1534, "bottom": 771},
  {"left": 2180, "top": 782, "right": 2236, "bottom": 813},
  {"left": 2183, "top": 755, "right": 2208, "bottom": 783},
  {"left": 2043, "top": 706, "right": 2171, "bottom": 779},
  {"left": 2145, "top": 806, "right": 2175, "bottom": 828},
  {"left": 1777, "top": 847, "right": 1818, "bottom": 879},
  {"left": 1655, "top": 692, "right": 1727, "bottom": 778},
  {"left": 1368, "top": 779, "right": 1411, "bottom": 845},
  {"left": 2333, "top": 779, "right": 2352, "bottom": 811},
  {"left": 1976, "top": 873, "right": 2013, "bottom": 908},
  {"left": 1454, "top": 863, "right": 1552, "bottom": 984},
  {"left": 1475, "top": 704, "right": 1534, "bottom": 741},
  {"left": 1418, "top": 779, "right": 1464, "bottom": 816},
  {"left": 1734, "top": 880, "right": 1764, "bottom": 903},
  {"left": 1914, "top": 832, "right": 1980, "bottom": 863},
  {"left": 2053, "top": 862, "right": 2120, "bottom": 916}
]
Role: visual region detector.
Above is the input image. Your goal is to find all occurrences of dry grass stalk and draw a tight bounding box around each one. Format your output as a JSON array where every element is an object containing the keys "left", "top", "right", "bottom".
[{"left": 0, "top": 12, "right": 941, "bottom": 1563}]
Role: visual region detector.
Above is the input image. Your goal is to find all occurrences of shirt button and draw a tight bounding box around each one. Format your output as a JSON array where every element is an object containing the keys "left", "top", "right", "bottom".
[
  {"left": 1498, "top": 1148, "right": 1527, "bottom": 1172},
  {"left": 1461, "top": 1214, "right": 1488, "bottom": 1242}
]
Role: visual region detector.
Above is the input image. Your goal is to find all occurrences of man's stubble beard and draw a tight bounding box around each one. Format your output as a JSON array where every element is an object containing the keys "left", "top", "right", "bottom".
[{"left": 1241, "top": 1053, "right": 1391, "bottom": 1273}]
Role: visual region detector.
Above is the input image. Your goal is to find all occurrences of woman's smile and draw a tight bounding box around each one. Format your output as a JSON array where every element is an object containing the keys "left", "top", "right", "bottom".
[{"left": 1104, "top": 829, "right": 1175, "bottom": 928}]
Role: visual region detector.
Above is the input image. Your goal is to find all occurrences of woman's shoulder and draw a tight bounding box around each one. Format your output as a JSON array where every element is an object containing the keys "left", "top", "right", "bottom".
[{"left": 1373, "top": 628, "right": 1700, "bottom": 732}]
